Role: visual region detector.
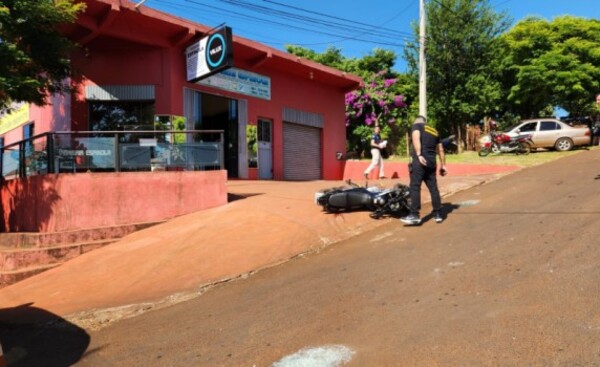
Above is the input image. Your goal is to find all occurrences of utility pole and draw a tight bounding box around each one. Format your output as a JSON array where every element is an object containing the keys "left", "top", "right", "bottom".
[{"left": 419, "top": 0, "right": 427, "bottom": 117}]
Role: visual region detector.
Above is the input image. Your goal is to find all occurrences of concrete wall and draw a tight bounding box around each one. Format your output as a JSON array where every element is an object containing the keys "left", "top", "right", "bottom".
[
  {"left": 0, "top": 170, "right": 227, "bottom": 233},
  {"left": 343, "top": 160, "right": 521, "bottom": 181}
]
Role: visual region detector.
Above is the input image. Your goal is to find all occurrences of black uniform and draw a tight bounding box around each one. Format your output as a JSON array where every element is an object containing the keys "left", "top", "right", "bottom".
[{"left": 408, "top": 123, "right": 442, "bottom": 217}]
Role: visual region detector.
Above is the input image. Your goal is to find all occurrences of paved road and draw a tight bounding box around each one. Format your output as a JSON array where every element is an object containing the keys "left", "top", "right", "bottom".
[{"left": 77, "top": 150, "right": 600, "bottom": 366}]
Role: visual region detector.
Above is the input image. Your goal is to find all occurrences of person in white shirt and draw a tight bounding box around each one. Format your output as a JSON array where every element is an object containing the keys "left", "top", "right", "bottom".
[{"left": 363, "top": 125, "right": 386, "bottom": 179}]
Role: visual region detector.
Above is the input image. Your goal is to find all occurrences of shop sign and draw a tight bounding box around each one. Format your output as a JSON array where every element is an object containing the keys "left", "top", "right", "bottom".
[
  {"left": 186, "top": 27, "right": 233, "bottom": 82},
  {"left": 57, "top": 137, "right": 115, "bottom": 169},
  {"left": 57, "top": 149, "right": 112, "bottom": 156},
  {"left": 198, "top": 67, "right": 271, "bottom": 100},
  {"left": 139, "top": 138, "right": 158, "bottom": 147},
  {"left": 0, "top": 103, "right": 30, "bottom": 135}
]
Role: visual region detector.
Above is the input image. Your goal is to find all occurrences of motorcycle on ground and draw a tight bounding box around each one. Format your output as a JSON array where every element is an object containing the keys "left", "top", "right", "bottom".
[
  {"left": 478, "top": 131, "right": 534, "bottom": 157},
  {"left": 315, "top": 180, "right": 411, "bottom": 219}
]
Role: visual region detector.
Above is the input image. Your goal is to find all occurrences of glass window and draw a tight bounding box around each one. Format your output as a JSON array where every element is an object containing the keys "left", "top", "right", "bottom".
[
  {"left": 540, "top": 121, "right": 560, "bottom": 131},
  {"left": 89, "top": 101, "right": 155, "bottom": 131},
  {"left": 519, "top": 122, "right": 537, "bottom": 132},
  {"left": 23, "top": 122, "right": 34, "bottom": 139},
  {"left": 258, "top": 119, "right": 272, "bottom": 142}
]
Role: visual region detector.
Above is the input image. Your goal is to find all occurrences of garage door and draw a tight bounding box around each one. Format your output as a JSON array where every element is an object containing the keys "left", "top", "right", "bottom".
[{"left": 283, "top": 122, "right": 321, "bottom": 180}]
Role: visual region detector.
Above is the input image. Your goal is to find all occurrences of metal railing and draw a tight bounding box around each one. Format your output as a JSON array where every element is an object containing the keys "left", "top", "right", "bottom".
[{"left": 1, "top": 130, "right": 225, "bottom": 180}]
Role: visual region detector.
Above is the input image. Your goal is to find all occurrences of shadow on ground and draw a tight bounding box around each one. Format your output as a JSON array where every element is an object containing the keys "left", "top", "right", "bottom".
[
  {"left": 421, "top": 202, "right": 462, "bottom": 224},
  {"left": 227, "top": 192, "right": 263, "bottom": 202},
  {"left": 0, "top": 303, "right": 90, "bottom": 367}
]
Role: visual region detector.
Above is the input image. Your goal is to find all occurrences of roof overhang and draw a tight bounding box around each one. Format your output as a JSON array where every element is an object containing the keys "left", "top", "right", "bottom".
[{"left": 60, "top": 0, "right": 361, "bottom": 91}]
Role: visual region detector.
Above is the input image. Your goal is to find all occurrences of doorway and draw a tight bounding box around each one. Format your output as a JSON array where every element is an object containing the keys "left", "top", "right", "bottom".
[
  {"left": 258, "top": 118, "right": 272, "bottom": 179},
  {"left": 194, "top": 93, "right": 239, "bottom": 178}
]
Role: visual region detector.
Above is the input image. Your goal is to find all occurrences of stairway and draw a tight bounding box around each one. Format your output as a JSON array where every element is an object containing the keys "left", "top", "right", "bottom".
[{"left": 0, "top": 222, "right": 161, "bottom": 287}]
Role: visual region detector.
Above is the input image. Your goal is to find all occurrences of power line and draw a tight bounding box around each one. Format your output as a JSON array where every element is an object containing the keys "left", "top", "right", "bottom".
[
  {"left": 151, "top": 0, "right": 418, "bottom": 49},
  {"left": 260, "top": 0, "right": 417, "bottom": 47},
  {"left": 217, "top": 0, "right": 414, "bottom": 39},
  {"left": 262, "top": 0, "right": 416, "bottom": 38}
]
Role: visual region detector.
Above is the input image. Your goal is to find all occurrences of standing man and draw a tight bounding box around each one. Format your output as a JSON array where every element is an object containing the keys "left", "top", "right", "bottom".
[
  {"left": 401, "top": 115, "right": 447, "bottom": 225},
  {"left": 363, "top": 125, "right": 386, "bottom": 179}
]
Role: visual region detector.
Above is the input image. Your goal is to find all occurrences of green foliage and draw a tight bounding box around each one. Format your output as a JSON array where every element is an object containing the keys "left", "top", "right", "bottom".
[
  {"left": 501, "top": 16, "right": 600, "bottom": 117},
  {"left": 285, "top": 45, "right": 411, "bottom": 156},
  {"left": 246, "top": 124, "right": 257, "bottom": 168},
  {"left": 246, "top": 125, "right": 257, "bottom": 154},
  {"left": 404, "top": 0, "right": 510, "bottom": 140},
  {"left": 345, "top": 49, "right": 398, "bottom": 78},
  {"left": 172, "top": 116, "right": 186, "bottom": 144},
  {"left": 344, "top": 71, "right": 408, "bottom": 155},
  {"left": 0, "top": 0, "right": 85, "bottom": 109}
]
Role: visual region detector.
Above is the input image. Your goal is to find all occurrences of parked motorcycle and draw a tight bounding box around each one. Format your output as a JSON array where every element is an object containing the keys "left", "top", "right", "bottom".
[
  {"left": 478, "top": 131, "right": 533, "bottom": 157},
  {"left": 315, "top": 180, "right": 411, "bottom": 219}
]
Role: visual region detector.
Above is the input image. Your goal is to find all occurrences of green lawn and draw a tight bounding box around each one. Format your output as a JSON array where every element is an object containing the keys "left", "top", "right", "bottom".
[{"left": 383, "top": 146, "right": 596, "bottom": 167}]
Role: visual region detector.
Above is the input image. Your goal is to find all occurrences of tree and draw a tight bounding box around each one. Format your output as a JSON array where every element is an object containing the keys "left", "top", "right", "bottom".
[
  {"left": 404, "top": 0, "right": 511, "bottom": 145},
  {"left": 344, "top": 71, "right": 408, "bottom": 155},
  {"left": 0, "top": 0, "right": 85, "bottom": 109},
  {"left": 285, "top": 45, "right": 347, "bottom": 72},
  {"left": 501, "top": 16, "right": 600, "bottom": 118},
  {"left": 285, "top": 45, "right": 412, "bottom": 155}
]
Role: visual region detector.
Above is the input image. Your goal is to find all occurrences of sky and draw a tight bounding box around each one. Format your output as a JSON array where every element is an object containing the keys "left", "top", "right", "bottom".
[{"left": 139, "top": 0, "right": 600, "bottom": 72}]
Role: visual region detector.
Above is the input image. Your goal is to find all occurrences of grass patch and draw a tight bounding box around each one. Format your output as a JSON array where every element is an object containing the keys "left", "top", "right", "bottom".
[{"left": 383, "top": 146, "right": 594, "bottom": 167}]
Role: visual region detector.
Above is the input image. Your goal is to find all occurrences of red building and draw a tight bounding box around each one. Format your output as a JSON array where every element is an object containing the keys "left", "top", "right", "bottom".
[
  {"left": 1, "top": 0, "right": 361, "bottom": 181},
  {"left": 0, "top": 0, "right": 361, "bottom": 233}
]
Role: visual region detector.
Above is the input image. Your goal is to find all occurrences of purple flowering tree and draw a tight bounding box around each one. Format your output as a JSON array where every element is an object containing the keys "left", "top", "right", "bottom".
[{"left": 344, "top": 70, "right": 408, "bottom": 156}]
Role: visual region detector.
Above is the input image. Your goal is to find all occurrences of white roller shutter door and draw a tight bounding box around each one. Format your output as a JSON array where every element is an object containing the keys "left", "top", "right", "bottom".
[{"left": 283, "top": 122, "right": 321, "bottom": 180}]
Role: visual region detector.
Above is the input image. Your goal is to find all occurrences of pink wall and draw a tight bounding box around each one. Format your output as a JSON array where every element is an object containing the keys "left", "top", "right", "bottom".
[
  {"left": 0, "top": 170, "right": 227, "bottom": 233},
  {"left": 343, "top": 160, "right": 521, "bottom": 181},
  {"left": 1, "top": 88, "right": 72, "bottom": 146},
  {"left": 29, "top": 93, "right": 71, "bottom": 134}
]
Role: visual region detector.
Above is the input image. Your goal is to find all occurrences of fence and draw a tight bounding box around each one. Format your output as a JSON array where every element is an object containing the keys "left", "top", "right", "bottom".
[{"left": 1, "top": 130, "right": 225, "bottom": 180}]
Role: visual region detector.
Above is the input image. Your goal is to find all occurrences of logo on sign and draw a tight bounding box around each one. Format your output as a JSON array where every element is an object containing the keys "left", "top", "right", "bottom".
[
  {"left": 206, "top": 33, "right": 226, "bottom": 69},
  {"left": 185, "top": 26, "right": 233, "bottom": 82}
]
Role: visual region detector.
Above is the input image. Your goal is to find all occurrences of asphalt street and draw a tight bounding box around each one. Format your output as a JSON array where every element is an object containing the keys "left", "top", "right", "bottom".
[{"left": 76, "top": 150, "right": 600, "bottom": 366}]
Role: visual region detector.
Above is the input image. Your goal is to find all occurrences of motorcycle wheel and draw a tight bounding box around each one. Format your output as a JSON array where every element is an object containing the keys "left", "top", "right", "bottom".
[
  {"left": 388, "top": 201, "right": 401, "bottom": 213},
  {"left": 491, "top": 143, "right": 501, "bottom": 154},
  {"left": 516, "top": 142, "right": 531, "bottom": 155},
  {"left": 478, "top": 147, "right": 491, "bottom": 157}
]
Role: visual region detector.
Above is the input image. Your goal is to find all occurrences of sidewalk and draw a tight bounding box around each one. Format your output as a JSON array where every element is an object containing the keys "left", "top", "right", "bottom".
[{"left": 0, "top": 164, "right": 519, "bottom": 328}]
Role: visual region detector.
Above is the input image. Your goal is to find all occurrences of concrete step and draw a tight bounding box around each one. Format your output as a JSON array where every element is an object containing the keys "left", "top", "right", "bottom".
[
  {"left": 0, "top": 239, "right": 117, "bottom": 272},
  {"left": 0, "top": 221, "right": 161, "bottom": 249},
  {"left": 0, "top": 263, "right": 61, "bottom": 287},
  {"left": 0, "top": 221, "right": 163, "bottom": 287}
]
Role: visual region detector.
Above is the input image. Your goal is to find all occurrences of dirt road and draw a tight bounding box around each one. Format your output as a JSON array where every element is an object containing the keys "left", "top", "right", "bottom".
[{"left": 77, "top": 150, "right": 600, "bottom": 366}]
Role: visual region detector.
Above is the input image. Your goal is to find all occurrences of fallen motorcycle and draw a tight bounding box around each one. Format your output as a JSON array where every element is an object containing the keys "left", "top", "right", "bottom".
[
  {"left": 315, "top": 180, "right": 411, "bottom": 219},
  {"left": 478, "top": 131, "right": 533, "bottom": 157}
]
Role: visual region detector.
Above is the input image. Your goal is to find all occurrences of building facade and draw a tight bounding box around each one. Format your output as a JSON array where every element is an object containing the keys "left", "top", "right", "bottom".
[{"left": 0, "top": 0, "right": 361, "bottom": 181}]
